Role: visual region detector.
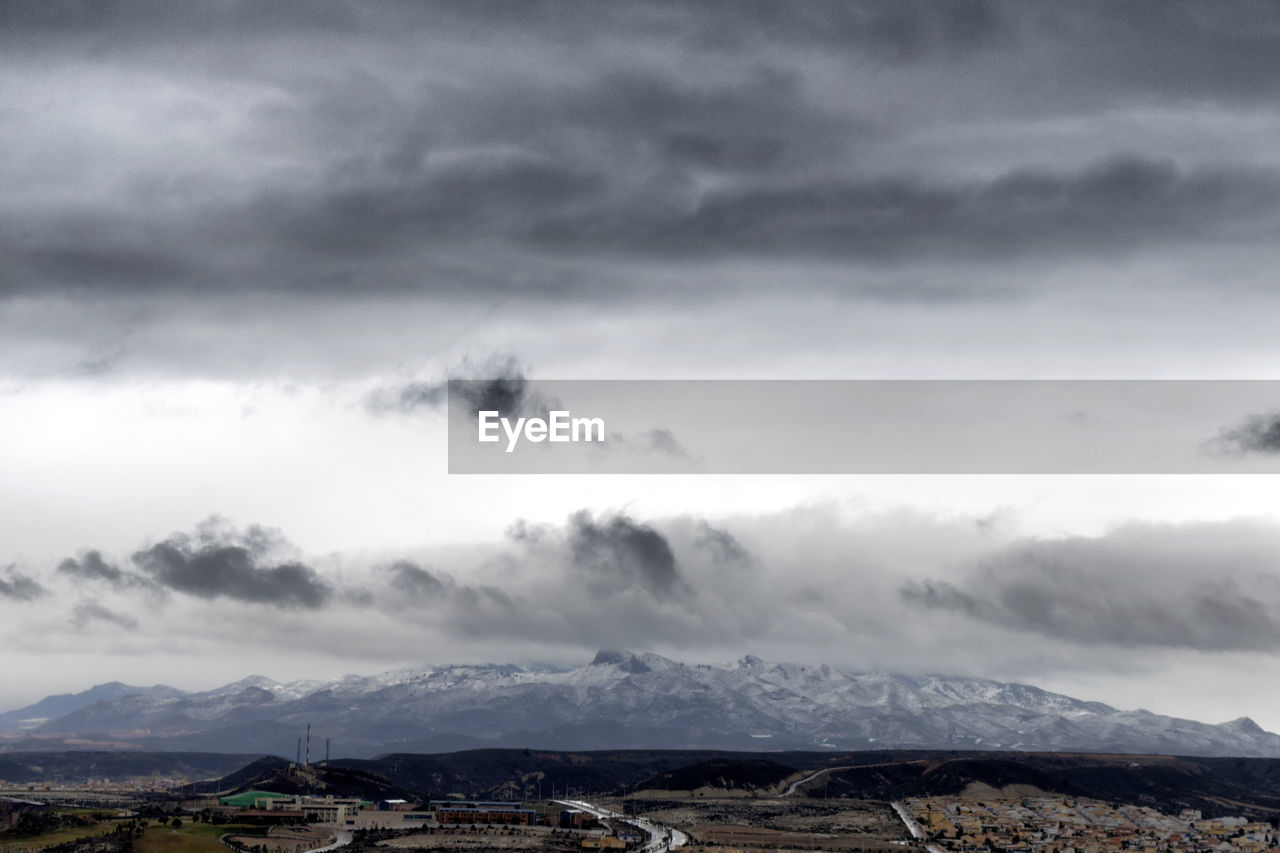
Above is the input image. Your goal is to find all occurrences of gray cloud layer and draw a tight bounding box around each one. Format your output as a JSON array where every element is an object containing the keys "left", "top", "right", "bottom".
[
  {"left": 17, "top": 509, "right": 1280, "bottom": 679},
  {"left": 903, "top": 522, "right": 1280, "bottom": 652},
  {"left": 7, "top": 2, "right": 1280, "bottom": 731},
  {"left": 72, "top": 601, "right": 139, "bottom": 631},
  {"left": 6, "top": 1, "right": 1280, "bottom": 308}
]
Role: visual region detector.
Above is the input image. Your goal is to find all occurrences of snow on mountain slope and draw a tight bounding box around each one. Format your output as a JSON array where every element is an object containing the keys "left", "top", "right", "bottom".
[{"left": 10, "top": 651, "right": 1280, "bottom": 758}]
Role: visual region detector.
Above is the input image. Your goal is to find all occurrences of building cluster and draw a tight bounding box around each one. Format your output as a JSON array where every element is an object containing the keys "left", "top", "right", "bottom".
[
  {"left": 904, "top": 796, "right": 1278, "bottom": 853},
  {"left": 231, "top": 795, "right": 605, "bottom": 834},
  {"left": 431, "top": 801, "right": 538, "bottom": 827},
  {"left": 242, "top": 795, "right": 434, "bottom": 829},
  {"left": 0, "top": 779, "right": 186, "bottom": 793}
]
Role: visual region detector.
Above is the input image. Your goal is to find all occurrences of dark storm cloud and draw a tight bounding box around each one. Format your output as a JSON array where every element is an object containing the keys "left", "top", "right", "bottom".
[
  {"left": 0, "top": 0, "right": 361, "bottom": 41},
  {"left": 364, "top": 380, "right": 447, "bottom": 416},
  {"left": 21, "top": 151, "right": 1280, "bottom": 304},
  {"left": 366, "top": 355, "right": 540, "bottom": 417},
  {"left": 13, "top": 246, "right": 190, "bottom": 288},
  {"left": 19, "top": 0, "right": 1280, "bottom": 93},
  {"left": 448, "top": 356, "right": 537, "bottom": 418},
  {"left": 693, "top": 521, "right": 752, "bottom": 566},
  {"left": 0, "top": 1, "right": 1008, "bottom": 58},
  {"left": 1209, "top": 411, "right": 1280, "bottom": 456},
  {"left": 8, "top": 2, "right": 1280, "bottom": 310},
  {"left": 58, "top": 550, "right": 124, "bottom": 584},
  {"left": 71, "top": 601, "right": 139, "bottom": 631},
  {"left": 230, "top": 64, "right": 858, "bottom": 274},
  {"left": 266, "top": 155, "right": 604, "bottom": 259},
  {"left": 386, "top": 560, "right": 446, "bottom": 599},
  {"left": 663, "top": 0, "right": 1010, "bottom": 58},
  {"left": 529, "top": 155, "right": 1280, "bottom": 261},
  {"left": 130, "top": 522, "right": 332, "bottom": 609},
  {"left": 381, "top": 559, "right": 515, "bottom": 615},
  {"left": 1041, "top": 2, "right": 1280, "bottom": 100},
  {"left": 566, "top": 510, "right": 686, "bottom": 600},
  {"left": 902, "top": 522, "right": 1280, "bottom": 652},
  {"left": 0, "top": 567, "right": 45, "bottom": 601},
  {"left": 505, "top": 510, "right": 690, "bottom": 601}
]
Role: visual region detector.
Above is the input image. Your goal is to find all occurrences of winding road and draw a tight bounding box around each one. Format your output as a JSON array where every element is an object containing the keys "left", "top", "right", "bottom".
[
  {"left": 554, "top": 799, "right": 687, "bottom": 852},
  {"left": 891, "top": 801, "right": 946, "bottom": 853},
  {"left": 780, "top": 765, "right": 856, "bottom": 796}
]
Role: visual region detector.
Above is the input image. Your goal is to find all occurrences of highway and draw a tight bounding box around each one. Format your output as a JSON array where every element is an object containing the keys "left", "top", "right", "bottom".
[
  {"left": 891, "top": 801, "right": 946, "bottom": 853},
  {"left": 309, "top": 831, "right": 353, "bottom": 853},
  {"left": 554, "top": 798, "right": 688, "bottom": 852},
  {"left": 780, "top": 765, "right": 856, "bottom": 796}
]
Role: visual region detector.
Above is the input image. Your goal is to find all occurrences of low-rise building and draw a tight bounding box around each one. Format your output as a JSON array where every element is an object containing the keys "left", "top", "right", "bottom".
[
  {"left": 258, "top": 795, "right": 363, "bottom": 827},
  {"left": 430, "top": 800, "right": 536, "bottom": 827}
]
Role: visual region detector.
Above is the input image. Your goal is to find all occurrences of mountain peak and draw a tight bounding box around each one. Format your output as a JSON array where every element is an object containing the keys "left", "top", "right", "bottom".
[
  {"left": 591, "top": 649, "right": 634, "bottom": 666},
  {"left": 1223, "top": 716, "right": 1265, "bottom": 733},
  {"left": 589, "top": 649, "right": 677, "bottom": 673}
]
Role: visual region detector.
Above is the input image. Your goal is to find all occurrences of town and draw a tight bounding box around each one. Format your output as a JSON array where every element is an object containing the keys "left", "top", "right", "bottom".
[
  {"left": 9, "top": 772, "right": 1280, "bottom": 853},
  {"left": 9, "top": 747, "right": 1280, "bottom": 853},
  {"left": 902, "top": 797, "right": 1279, "bottom": 853},
  {"left": 1, "top": 780, "right": 682, "bottom": 853}
]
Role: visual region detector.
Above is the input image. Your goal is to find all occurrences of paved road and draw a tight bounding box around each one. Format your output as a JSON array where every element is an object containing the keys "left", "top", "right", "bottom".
[
  {"left": 782, "top": 759, "right": 936, "bottom": 797},
  {"left": 891, "top": 801, "right": 946, "bottom": 853},
  {"left": 555, "top": 799, "right": 684, "bottom": 852},
  {"left": 781, "top": 765, "right": 856, "bottom": 796},
  {"left": 307, "top": 831, "right": 353, "bottom": 853}
]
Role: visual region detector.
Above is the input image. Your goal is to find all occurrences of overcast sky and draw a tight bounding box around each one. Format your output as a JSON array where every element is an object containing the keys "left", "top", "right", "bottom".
[{"left": 6, "top": 1, "right": 1280, "bottom": 733}]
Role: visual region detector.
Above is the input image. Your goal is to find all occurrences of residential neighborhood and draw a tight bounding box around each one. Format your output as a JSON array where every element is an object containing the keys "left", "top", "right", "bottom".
[{"left": 904, "top": 797, "right": 1279, "bottom": 853}]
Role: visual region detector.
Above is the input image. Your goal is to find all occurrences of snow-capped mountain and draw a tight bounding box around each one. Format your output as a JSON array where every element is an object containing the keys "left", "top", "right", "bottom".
[{"left": 4, "top": 650, "right": 1278, "bottom": 759}]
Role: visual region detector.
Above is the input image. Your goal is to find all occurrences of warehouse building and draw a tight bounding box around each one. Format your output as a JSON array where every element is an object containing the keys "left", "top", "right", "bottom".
[{"left": 430, "top": 800, "right": 537, "bottom": 827}]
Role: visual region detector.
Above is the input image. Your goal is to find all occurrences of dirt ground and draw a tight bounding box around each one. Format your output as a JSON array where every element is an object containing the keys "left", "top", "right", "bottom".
[
  {"left": 225, "top": 825, "right": 333, "bottom": 852},
  {"left": 626, "top": 796, "right": 912, "bottom": 852},
  {"left": 377, "top": 827, "right": 592, "bottom": 851}
]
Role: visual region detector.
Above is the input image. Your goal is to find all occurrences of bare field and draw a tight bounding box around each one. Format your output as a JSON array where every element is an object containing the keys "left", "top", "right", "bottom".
[
  {"left": 631, "top": 797, "right": 910, "bottom": 852},
  {"left": 378, "top": 828, "right": 591, "bottom": 852},
  {"left": 225, "top": 825, "right": 333, "bottom": 853},
  {"left": 0, "top": 822, "right": 117, "bottom": 851}
]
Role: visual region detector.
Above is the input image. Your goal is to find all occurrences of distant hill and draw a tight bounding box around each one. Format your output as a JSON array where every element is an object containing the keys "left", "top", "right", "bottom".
[
  {"left": 0, "top": 751, "right": 266, "bottom": 785},
  {"left": 638, "top": 757, "right": 797, "bottom": 791},
  {"left": 0, "top": 683, "right": 184, "bottom": 731},
  {"left": 10, "top": 747, "right": 1280, "bottom": 821},
  {"left": 814, "top": 753, "right": 1280, "bottom": 819},
  {"left": 199, "top": 756, "right": 292, "bottom": 792},
  {"left": 198, "top": 750, "right": 748, "bottom": 802},
  {"left": 174, "top": 757, "right": 417, "bottom": 802},
  {"left": 176, "top": 748, "right": 1280, "bottom": 820}
]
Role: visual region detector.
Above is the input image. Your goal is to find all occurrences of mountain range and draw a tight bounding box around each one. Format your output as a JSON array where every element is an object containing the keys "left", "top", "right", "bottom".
[{"left": 2, "top": 650, "right": 1276, "bottom": 758}]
